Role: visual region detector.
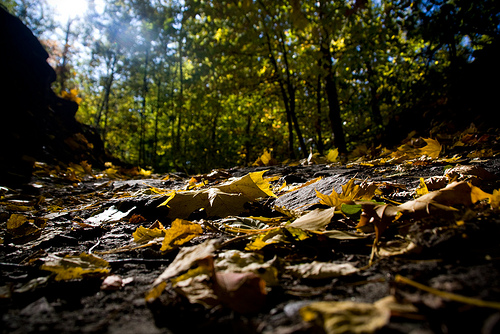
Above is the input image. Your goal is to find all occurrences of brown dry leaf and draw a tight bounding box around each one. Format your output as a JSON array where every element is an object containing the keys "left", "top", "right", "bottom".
[
  {"left": 289, "top": 207, "right": 335, "bottom": 231},
  {"left": 153, "top": 239, "right": 218, "bottom": 286},
  {"left": 160, "top": 171, "right": 276, "bottom": 220},
  {"left": 213, "top": 270, "right": 267, "bottom": 314},
  {"left": 398, "top": 181, "right": 489, "bottom": 217}
]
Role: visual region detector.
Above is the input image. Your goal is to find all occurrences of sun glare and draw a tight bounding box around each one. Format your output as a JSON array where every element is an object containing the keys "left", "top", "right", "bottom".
[{"left": 48, "top": 0, "right": 89, "bottom": 23}]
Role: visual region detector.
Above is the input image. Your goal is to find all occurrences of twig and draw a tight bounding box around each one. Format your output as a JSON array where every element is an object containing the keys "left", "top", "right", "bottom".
[{"left": 395, "top": 274, "right": 500, "bottom": 310}]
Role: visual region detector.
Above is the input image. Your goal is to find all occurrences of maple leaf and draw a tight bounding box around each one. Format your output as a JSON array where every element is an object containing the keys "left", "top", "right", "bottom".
[
  {"left": 160, "top": 219, "right": 203, "bottom": 252},
  {"left": 325, "top": 148, "right": 339, "bottom": 162},
  {"left": 132, "top": 225, "right": 165, "bottom": 244},
  {"left": 160, "top": 171, "right": 276, "bottom": 219},
  {"left": 419, "top": 138, "right": 442, "bottom": 159},
  {"left": 316, "top": 178, "right": 378, "bottom": 208}
]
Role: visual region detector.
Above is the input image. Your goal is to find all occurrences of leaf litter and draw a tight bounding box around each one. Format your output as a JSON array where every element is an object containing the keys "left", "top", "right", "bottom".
[{"left": 1, "top": 136, "right": 500, "bottom": 333}]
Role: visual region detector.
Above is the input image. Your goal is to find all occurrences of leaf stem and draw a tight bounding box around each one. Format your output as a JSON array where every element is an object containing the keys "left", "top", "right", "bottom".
[{"left": 395, "top": 274, "right": 500, "bottom": 310}]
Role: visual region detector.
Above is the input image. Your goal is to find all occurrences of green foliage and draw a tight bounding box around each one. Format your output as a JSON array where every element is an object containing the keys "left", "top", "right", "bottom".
[{"left": 23, "top": 0, "right": 500, "bottom": 173}]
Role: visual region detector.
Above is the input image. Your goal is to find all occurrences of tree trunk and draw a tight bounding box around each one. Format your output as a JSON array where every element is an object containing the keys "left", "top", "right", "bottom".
[
  {"left": 315, "top": 74, "right": 324, "bottom": 154},
  {"left": 320, "top": 44, "right": 347, "bottom": 154},
  {"left": 365, "top": 61, "right": 382, "bottom": 126}
]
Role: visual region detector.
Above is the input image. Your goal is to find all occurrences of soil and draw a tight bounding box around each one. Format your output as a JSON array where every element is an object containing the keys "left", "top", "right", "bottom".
[{"left": 1, "top": 158, "right": 500, "bottom": 334}]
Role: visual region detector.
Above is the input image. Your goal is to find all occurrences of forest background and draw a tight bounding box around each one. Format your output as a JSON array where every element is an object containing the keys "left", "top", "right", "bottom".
[{"left": 2, "top": 0, "right": 499, "bottom": 174}]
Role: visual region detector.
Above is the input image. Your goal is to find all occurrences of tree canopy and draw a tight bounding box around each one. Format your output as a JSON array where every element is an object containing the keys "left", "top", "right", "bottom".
[{"left": 5, "top": 0, "right": 500, "bottom": 173}]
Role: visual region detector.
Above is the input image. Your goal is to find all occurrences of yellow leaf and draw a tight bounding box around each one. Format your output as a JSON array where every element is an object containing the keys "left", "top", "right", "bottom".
[
  {"left": 326, "top": 148, "right": 339, "bottom": 162},
  {"left": 253, "top": 149, "right": 277, "bottom": 166},
  {"left": 160, "top": 219, "right": 203, "bottom": 252},
  {"left": 419, "top": 138, "right": 442, "bottom": 159},
  {"left": 40, "top": 253, "right": 110, "bottom": 281},
  {"left": 316, "top": 178, "right": 378, "bottom": 207},
  {"left": 245, "top": 227, "right": 310, "bottom": 251},
  {"left": 491, "top": 189, "right": 500, "bottom": 209},
  {"left": 469, "top": 184, "right": 492, "bottom": 204},
  {"left": 7, "top": 213, "right": 29, "bottom": 229},
  {"left": 145, "top": 281, "right": 167, "bottom": 302},
  {"left": 133, "top": 225, "right": 166, "bottom": 244},
  {"left": 300, "top": 300, "right": 390, "bottom": 334},
  {"left": 415, "top": 177, "right": 429, "bottom": 197}
]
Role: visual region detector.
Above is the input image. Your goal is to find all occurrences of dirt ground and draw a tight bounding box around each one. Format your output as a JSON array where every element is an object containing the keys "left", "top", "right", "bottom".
[{"left": 1, "top": 157, "right": 500, "bottom": 334}]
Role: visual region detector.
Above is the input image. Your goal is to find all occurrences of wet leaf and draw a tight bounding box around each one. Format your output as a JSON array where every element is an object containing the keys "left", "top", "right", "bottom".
[
  {"left": 300, "top": 300, "right": 391, "bottom": 334},
  {"left": 160, "top": 219, "right": 203, "bottom": 252},
  {"left": 40, "top": 253, "right": 110, "bottom": 281}
]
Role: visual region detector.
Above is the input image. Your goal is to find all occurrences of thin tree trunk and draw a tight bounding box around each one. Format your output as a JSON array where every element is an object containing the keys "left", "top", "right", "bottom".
[
  {"left": 320, "top": 44, "right": 347, "bottom": 154},
  {"left": 58, "top": 19, "right": 72, "bottom": 94},
  {"left": 140, "top": 46, "right": 150, "bottom": 166},
  {"left": 315, "top": 74, "right": 324, "bottom": 154},
  {"left": 365, "top": 61, "right": 382, "bottom": 126}
]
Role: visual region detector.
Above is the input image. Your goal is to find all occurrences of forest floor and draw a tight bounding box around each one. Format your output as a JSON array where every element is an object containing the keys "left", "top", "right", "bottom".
[{"left": 2, "top": 135, "right": 500, "bottom": 334}]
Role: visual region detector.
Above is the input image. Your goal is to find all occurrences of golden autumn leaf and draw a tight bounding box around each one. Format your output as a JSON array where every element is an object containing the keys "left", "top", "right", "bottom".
[
  {"left": 491, "top": 189, "right": 500, "bottom": 209},
  {"left": 316, "top": 178, "right": 378, "bottom": 208},
  {"left": 326, "top": 148, "right": 339, "bottom": 162},
  {"left": 300, "top": 300, "right": 391, "bottom": 334},
  {"left": 40, "top": 253, "right": 110, "bottom": 281},
  {"left": 160, "top": 219, "right": 203, "bottom": 252},
  {"left": 132, "top": 225, "right": 166, "bottom": 244},
  {"left": 419, "top": 138, "right": 442, "bottom": 159}
]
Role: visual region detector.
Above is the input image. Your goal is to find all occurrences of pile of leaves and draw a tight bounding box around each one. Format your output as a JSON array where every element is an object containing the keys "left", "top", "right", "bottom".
[{"left": 1, "top": 134, "right": 500, "bottom": 333}]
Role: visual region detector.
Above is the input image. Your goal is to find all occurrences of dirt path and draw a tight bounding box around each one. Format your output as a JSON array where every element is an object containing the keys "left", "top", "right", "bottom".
[{"left": 1, "top": 156, "right": 500, "bottom": 334}]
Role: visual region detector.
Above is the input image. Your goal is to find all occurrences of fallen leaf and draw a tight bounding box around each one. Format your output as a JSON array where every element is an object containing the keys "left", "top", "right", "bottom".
[
  {"left": 160, "top": 171, "right": 277, "bottom": 219},
  {"left": 286, "top": 261, "right": 358, "bottom": 279},
  {"left": 289, "top": 208, "right": 335, "bottom": 231},
  {"left": 86, "top": 205, "right": 136, "bottom": 224},
  {"left": 153, "top": 239, "right": 218, "bottom": 286},
  {"left": 326, "top": 148, "right": 339, "bottom": 162},
  {"left": 215, "top": 249, "right": 279, "bottom": 285},
  {"left": 132, "top": 225, "right": 165, "bottom": 244},
  {"left": 40, "top": 253, "right": 110, "bottom": 281},
  {"left": 213, "top": 270, "right": 267, "bottom": 314},
  {"left": 316, "top": 178, "right": 378, "bottom": 208},
  {"left": 420, "top": 138, "right": 442, "bottom": 159},
  {"left": 245, "top": 227, "right": 310, "bottom": 251},
  {"left": 160, "top": 219, "right": 203, "bottom": 252},
  {"left": 300, "top": 300, "right": 391, "bottom": 334}
]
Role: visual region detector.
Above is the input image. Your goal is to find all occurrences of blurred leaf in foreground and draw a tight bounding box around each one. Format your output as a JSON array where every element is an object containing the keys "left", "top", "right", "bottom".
[{"left": 40, "top": 253, "right": 110, "bottom": 281}]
